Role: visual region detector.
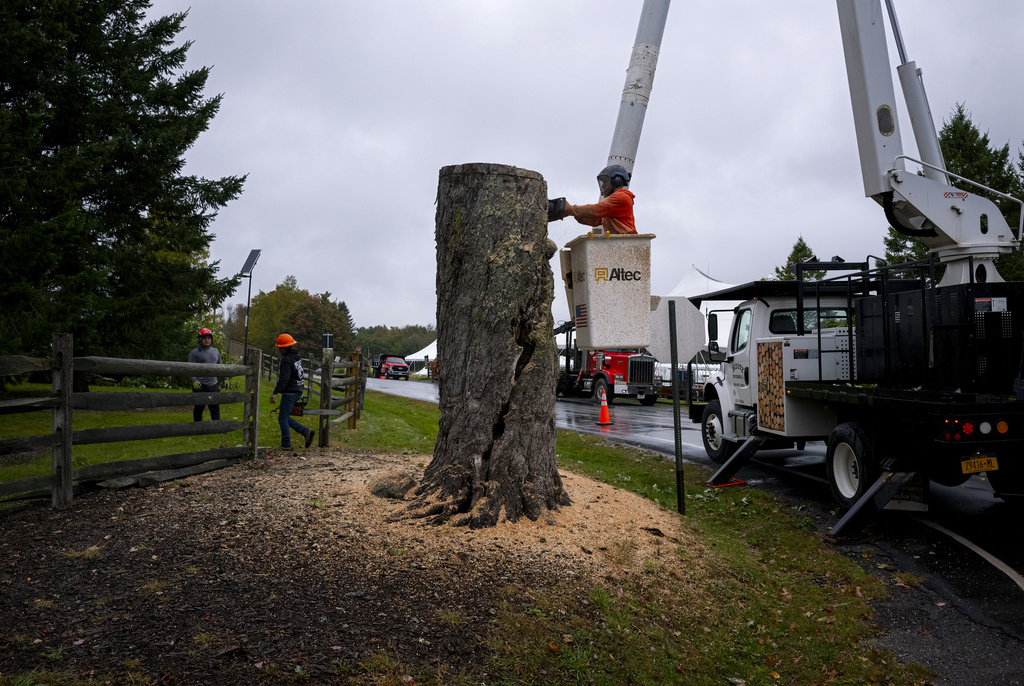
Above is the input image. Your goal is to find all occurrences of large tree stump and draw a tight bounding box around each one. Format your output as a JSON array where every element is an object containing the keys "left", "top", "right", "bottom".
[{"left": 409, "top": 163, "right": 570, "bottom": 528}]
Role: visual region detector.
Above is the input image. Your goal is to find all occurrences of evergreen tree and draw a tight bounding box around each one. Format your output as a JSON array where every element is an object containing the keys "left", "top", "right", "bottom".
[
  {"left": 336, "top": 302, "right": 356, "bottom": 341},
  {"left": 0, "top": 1, "right": 245, "bottom": 361},
  {"left": 771, "top": 236, "right": 824, "bottom": 280}
]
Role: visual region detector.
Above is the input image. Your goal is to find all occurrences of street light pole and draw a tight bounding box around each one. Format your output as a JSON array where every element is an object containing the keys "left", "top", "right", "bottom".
[{"left": 239, "top": 249, "right": 261, "bottom": 360}]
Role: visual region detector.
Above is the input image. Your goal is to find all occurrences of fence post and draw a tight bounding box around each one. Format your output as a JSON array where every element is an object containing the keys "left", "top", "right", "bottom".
[
  {"left": 320, "top": 347, "right": 333, "bottom": 447},
  {"left": 349, "top": 351, "right": 360, "bottom": 429},
  {"left": 244, "top": 348, "right": 262, "bottom": 459},
  {"left": 51, "top": 333, "right": 73, "bottom": 508},
  {"left": 354, "top": 347, "right": 365, "bottom": 418}
]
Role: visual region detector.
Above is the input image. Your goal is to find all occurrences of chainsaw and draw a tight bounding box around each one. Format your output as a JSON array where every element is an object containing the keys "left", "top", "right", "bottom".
[{"left": 270, "top": 400, "right": 342, "bottom": 418}]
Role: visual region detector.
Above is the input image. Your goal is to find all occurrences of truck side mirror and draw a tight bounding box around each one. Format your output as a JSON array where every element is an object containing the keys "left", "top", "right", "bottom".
[
  {"left": 707, "top": 339, "right": 726, "bottom": 363},
  {"left": 708, "top": 313, "right": 719, "bottom": 342}
]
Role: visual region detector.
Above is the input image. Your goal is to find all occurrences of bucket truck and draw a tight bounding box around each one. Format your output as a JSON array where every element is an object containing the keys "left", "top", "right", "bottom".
[
  {"left": 551, "top": 0, "right": 677, "bottom": 405},
  {"left": 691, "top": 0, "right": 1024, "bottom": 534}
]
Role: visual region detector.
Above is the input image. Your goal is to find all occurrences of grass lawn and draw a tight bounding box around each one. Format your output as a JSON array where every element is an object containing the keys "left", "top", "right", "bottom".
[{"left": 0, "top": 376, "right": 329, "bottom": 483}]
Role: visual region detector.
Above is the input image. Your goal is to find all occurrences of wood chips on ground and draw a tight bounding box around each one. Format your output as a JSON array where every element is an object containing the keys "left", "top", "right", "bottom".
[{"left": 0, "top": 449, "right": 714, "bottom": 682}]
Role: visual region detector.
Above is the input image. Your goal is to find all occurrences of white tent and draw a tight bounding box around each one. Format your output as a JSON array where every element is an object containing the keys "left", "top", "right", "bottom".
[
  {"left": 667, "top": 264, "right": 735, "bottom": 299},
  {"left": 653, "top": 265, "right": 742, "bottom": 388},
  {"left": 407, "top": 340, "right": 437, "bottom": 377},
  {"left": 665, "top": 265, "right": 740, "bottom": 347}
]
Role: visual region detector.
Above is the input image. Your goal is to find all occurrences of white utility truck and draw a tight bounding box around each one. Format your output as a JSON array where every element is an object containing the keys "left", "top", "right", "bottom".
[{"left": 690, "top": 0, "right": 1024, "bottom": 534}]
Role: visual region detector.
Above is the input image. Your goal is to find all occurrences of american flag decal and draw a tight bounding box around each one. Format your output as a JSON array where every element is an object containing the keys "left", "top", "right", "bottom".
[{"left": 575, "top": 304, "right": 588, "bottom": 328}]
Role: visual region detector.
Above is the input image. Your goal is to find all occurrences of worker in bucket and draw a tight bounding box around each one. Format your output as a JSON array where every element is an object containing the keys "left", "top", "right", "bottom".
[
  {"left": 547, "top": 164, "right": 636, "bottom": 234},
  {"left": 269, "top": 333, "right": 316, "bottom": 450},
  {"left": 189, "top": 328, "right": 222, "bottom": 422}
]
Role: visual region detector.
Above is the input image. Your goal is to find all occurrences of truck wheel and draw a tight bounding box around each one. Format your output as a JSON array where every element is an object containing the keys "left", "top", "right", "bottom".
[
  {"left": 639, "top": 394, "right": 658, "bottom": 406},
  {"left": 701, "top": 400, "right": 735, "bottom": 464},
  {"left": 593, "top": 378, "right": 612, "bottom": 405},
  {"left": 825, "top": 422, "right": 877, "bottom": 509}
]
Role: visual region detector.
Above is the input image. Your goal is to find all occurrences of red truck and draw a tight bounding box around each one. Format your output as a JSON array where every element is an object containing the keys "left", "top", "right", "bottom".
[
  {"left": 374, "top": 354, "right": 410, "bottom": 380},
  {"left": 555, "top": 324, "right": 659, "bottom": 405}
]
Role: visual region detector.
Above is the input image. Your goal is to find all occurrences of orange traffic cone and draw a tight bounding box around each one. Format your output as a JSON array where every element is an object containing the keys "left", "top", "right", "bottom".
[{"left": 597, "top": 389, "right": 613, "bottom": 426}]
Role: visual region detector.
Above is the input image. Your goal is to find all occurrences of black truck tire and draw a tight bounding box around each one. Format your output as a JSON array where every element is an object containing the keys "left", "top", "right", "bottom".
[
  {"left": 639, "top": 394, "right": 658, "bottom": 406},
  {"left": 701, "top": 400, "right": 736, "bottom": 464},
  {"left": 592, "top": 377, "right": 612, "bottom": 405},
  {"left": 825, "top": 422, "right": 878, "bottom": 509}
]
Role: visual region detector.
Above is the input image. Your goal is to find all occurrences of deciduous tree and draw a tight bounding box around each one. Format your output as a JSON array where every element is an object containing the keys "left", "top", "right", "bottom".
[
  {"left": 247, "top": 276, "right": 356, "bottom": 354},
  {"left": 353, "top": 324, "right": 437, "bottom": 359},
  {"left": 292, "top": 293, "right": 354, "bottom": 353}
]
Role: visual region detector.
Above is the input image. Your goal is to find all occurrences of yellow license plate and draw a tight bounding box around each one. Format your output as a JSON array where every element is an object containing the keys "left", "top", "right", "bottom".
[{"left": 961, "top": 455, "right": 998, "bottom": 474}]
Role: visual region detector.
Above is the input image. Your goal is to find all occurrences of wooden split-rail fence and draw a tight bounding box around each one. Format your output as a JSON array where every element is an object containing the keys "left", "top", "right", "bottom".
[{"left": 0, "top": 334, "right": 367, "bottom": 509}]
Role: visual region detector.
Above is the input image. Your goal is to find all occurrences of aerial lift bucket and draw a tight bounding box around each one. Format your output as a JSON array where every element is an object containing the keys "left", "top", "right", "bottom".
[{"left": 560, "top": 233, "right": 655, "bottom": 350}]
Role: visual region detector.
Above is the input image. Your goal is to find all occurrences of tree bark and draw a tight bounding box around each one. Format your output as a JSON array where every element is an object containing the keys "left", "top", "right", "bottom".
[{"left": 409, "top": 163, "right": 570, "bottom": 528}]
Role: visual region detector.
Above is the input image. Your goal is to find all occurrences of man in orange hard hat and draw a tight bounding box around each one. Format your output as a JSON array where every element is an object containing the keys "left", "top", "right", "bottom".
[
  {"left": 547, "top": 164, "right": 636, "bottom": 235},
  {"left": 269, "top": 333, "right": 315, "bottom": 450}
]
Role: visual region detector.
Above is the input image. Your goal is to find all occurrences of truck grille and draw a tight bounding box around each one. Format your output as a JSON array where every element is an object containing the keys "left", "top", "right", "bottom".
[{"left": 628, "top": 355, "right": 656, "bottom": 385}]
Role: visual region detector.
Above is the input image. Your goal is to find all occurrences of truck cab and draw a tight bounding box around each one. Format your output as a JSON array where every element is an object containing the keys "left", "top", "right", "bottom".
[
  {"left": 375, "top": 354, "right": 410, "bottom": 380},
  {"left": 692, "top": 269, "right": 1024, "bottom": 516},
  {"left": 693, "top": 282, "right": 853, "bottom": 462},
  {"left": 555, "top": 324, "right": 660, "bottom": 405}
]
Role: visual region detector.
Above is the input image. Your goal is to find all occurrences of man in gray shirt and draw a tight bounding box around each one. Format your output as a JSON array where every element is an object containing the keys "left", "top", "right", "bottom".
[{"left": 189, "top": 328, "right": 222, "bottom": 421}]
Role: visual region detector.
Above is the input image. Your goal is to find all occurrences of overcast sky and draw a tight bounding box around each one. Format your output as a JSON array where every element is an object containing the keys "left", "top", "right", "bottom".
[{"left": 146, "top": 0, "right": 1024, "bottom": 331}]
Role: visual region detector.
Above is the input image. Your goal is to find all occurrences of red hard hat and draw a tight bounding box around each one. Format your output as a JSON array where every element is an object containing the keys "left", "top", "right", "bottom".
[
  {"left": 198, "top": 328, "right": 213, "bottom": 338},
  {"left": 275, "top": 333, "right": 297, "bottom": 348}
]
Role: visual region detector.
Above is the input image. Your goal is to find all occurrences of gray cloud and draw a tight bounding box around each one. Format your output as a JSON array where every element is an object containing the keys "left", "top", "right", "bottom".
[{"left": 148, "top": 0, "right": 1024, "bottom": 328}]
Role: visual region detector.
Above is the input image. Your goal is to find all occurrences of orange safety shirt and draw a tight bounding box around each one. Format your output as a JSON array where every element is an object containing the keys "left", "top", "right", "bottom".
[{"left": 564, "top": 188, "right": 636, "bottom": 234}]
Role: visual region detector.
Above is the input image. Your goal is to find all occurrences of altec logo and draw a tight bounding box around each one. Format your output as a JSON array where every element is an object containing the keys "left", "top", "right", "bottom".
[
  {"left": 944, "top": 191, "right": 969, "bottom": 201},
  {"left": 594, "top": 267, "right": 643, "bottom": 282}
]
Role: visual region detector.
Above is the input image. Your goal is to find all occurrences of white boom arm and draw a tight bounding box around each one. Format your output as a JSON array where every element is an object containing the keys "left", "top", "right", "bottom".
[
  {"left": 836, "top": 0, "right": 1022, "bottom": 285},
  {"left": 606, "top": 0, "right": 671, "bottom": 176}
]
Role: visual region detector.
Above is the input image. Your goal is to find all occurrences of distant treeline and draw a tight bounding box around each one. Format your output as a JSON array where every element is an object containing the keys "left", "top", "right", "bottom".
[{"left": 353, "top": 324, "right": 435, "bottom": 360}]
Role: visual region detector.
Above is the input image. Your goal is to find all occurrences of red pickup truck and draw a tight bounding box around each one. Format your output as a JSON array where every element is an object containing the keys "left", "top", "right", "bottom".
[{"left": 375, "top": 354, "right": 410, "bottom": 380}]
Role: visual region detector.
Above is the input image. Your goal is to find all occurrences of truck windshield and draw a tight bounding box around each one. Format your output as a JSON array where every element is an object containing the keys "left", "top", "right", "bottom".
[
  {"left": 386, "top": 357, "right": 406, "bottom": 364},
  {"left": 769, "top": 308, "right": 849, "bottom": 335}
]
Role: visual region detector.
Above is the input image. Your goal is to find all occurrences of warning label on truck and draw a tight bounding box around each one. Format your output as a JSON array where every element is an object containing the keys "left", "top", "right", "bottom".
[{"left": 974, "top": 297, "right": 1007, "bottom": 312}]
